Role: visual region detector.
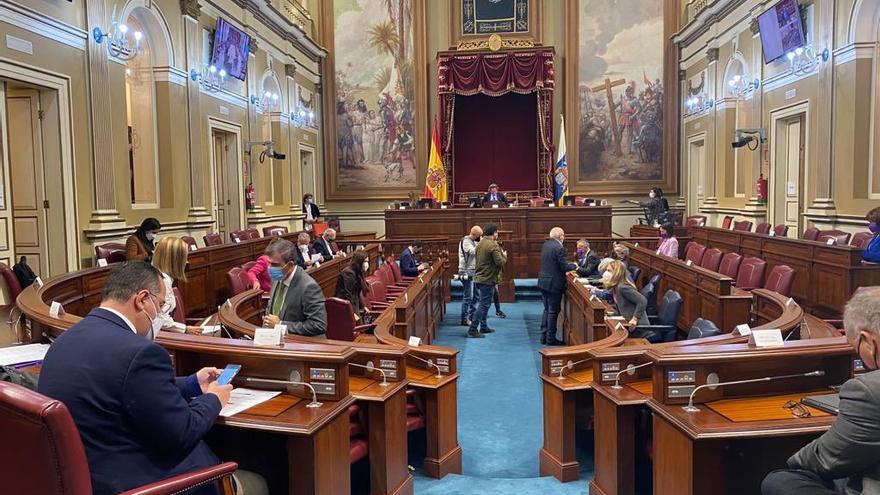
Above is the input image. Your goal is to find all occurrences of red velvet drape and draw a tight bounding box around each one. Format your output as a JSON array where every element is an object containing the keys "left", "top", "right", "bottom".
[{"left": 439, "top": 50, "right": 554, "bottom": 96}]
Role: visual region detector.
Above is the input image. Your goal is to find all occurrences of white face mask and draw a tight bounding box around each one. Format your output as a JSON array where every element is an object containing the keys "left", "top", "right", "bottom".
[
  {"left": 143, "top": 297, "right": 162, "bottom": 340},
  {"left": 306, "top": 198, "right": 313, "bottom": 204},
  {"left": 602, "top": 270, "right": 612, "bottom": 280},
  {"left": 649, "top": 192, "right": 656, "bottom": 199},
  {"left": 362, "top": 261, "right": 370, "bottom": 272},
  {"left": 146, "top": 232, "right": 157, "bottom": 241}
]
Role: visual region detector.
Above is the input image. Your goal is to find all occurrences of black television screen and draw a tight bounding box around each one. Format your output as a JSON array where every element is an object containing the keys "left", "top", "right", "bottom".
[
  {"left": 211, "top": 18, "right": 250, "bottom": 81},
  {"left": 758, "top": 0, "right": 805, "bottom": 64}
]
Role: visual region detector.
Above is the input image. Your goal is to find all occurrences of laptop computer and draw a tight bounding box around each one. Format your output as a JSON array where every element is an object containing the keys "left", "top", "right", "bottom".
[{"left": 801, "top": 393, "right": 840, "bottom": 415}]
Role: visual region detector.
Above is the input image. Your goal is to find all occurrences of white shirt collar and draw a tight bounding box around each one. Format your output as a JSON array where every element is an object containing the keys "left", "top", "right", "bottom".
[
  {"left": 282, "top": 265, "right": 298, "bottom": 286},
  {"left": 100, "top": 306, "right": 138, "bottom": 334}
]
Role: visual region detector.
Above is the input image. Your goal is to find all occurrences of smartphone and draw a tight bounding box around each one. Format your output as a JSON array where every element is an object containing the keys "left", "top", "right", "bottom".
[{"left": 216, "top": 364, "right": 242, "bottom": 386}]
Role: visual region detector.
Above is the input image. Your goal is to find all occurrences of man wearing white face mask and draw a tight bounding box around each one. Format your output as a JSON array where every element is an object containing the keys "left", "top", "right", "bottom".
[{"left": 38, "top": 262, "right": 239, "bottom": 495}]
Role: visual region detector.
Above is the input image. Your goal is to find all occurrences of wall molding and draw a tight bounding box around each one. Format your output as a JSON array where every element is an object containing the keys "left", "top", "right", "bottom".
[
  {"left": 833, "top": 42, "right": 876, "bottom": 66},
  {"left": 760, "top": 67, "right": 818, "bottom": 93},
  {"left": 153, "top": 66, "right": 188, "bottom": 86},
  {"left": 0, "top": 0, "right": 88, "bottom": 50}
]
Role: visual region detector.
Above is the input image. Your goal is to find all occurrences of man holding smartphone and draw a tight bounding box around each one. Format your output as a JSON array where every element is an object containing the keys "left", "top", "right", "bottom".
[
  {"left": 38, "top": 262, "right": 243, "bottom": 495},
  {"left": 458, "top": 225, "right": 482, "bottom": 326}
]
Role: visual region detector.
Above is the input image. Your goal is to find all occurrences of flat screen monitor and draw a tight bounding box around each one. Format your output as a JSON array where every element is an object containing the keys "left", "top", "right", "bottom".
[
  {"left": 758, "top": 0, "right": 805, "bottom": 64},
  {"left": 211, "top": 18, "right": 250, "bottom": 81},
  {"left": 467, "top": 194, "right": 482, "bottom": 208},
  {"left": 562, "top": 195, "right": 577, "bottom": 207}
]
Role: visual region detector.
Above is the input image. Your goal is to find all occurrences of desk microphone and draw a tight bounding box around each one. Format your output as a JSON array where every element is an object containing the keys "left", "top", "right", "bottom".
[
  {"left": 348, "top": 362, "right": 389, "bottom": 387},
  {"left": 241, "top": 377, "right": 323, "bottom": 408},
  {"left": 558, "top": 357, "right": 592, "bottom": 379},
  {"left": 682, "top": 370, "right": 825, "bottom": 413},
  {"left": 216, "top": 305, "right": 233, "bottom": 339},
  {"left": 408, "top": 353, "right": 443, "bottom": 378},
  {"left": 611, "top": 362, "right": 653, "bottom": 389}
]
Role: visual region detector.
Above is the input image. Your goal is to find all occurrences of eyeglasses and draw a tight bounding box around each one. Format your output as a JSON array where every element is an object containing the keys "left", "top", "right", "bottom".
[
  {"left": 783, "top": 400, "right": 811, "bottom": 418},
  {"left": 144, "top": 292, "right": 169, "bottom": 314}
]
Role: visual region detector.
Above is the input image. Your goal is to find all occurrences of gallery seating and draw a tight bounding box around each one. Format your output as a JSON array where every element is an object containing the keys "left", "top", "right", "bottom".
[
  {"left": 721, "top": 215, "right": 734, "bottom": 229},
  {"left": 734, "top": 257, "right": 767, "bottom": 290},
  {"left": 686, "top": 317, "right": 721, "bottom": 339},
  {"left": 640, "top": 280, "right": 658, "bottom": 316},
  {"left": 229, "top": 230, "right": 248, "bottom": 243},
  {"left": 851, "top": 231, "right": 874, "bottom": 249},
  {"left": 226, "top": 267, "right": 251, "bottom": 297},
  {"left": 325, "top": 297, "right": 372, "bottom": 341},
  {"left": 203, "top": 233, "right": 223, "bottom": 246},
  {"left": 685, "top": 215, "right": 707, "bottom": 228},
  {"left": 733, "top": 220, "right": 753, "bottom": 232},
  {"left": 243, "top": 228, "right": 261, "bottom": 240},
  {"left": 637, "top": 289, "right": 683, "bottom": 342},
  {"left": 802, "top": 227, "right": 819, "bottom": 241},
  {"left": 817, "top": 230, "right": 851, "bottom": 245},
  {"left": 717, "top": 252, "right": 743, "bottom": 279},
  {"left": 699, "top": 248, "right": 723, "bottom": 272},
  {"left": 773, "top": 224, "right": 789, "bottom": 237},
  {"left": 180, "top": 236, "right": 198, "bottom": 251},
  {"left": 94, "top": 243, "right": 127, "bottom": 264},
  {"left": 0, "top": 381, "right": 238, "bottom": 495},
  {"left": 683, "top": 242, "right": 706, "bottom": 265},
  {"left": 754, "top": 222, "right": 771, "bottom": 235},
  {"left": 763, "top": 265, "right": 796, "bottom": 297}
]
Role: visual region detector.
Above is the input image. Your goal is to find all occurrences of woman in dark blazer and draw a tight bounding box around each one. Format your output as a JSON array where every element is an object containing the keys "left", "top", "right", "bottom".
[
  {"left": 600, "top": 260, "right": 649, "bottom": 326},
  {"left": 302, "top": 193, "right": 321, "bottom": 232},
  {"left": 334, "top": 249, "right": 369, "bottom": 318},
  {"left": 126, "top": 218, "right": 161, "bottom": 262}
]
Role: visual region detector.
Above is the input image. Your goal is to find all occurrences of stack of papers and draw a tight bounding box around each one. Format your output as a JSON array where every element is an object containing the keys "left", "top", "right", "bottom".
[
  {"left": 0, "top": 344, "right": 50, "bottom": 366},
  {"left": 219, "top": 388, "right": 281, "bottom": 417}
]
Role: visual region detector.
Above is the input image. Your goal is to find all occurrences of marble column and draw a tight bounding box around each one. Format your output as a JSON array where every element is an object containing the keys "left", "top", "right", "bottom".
[
  {"left": 744, "top": 21, "right": 767, "bottom": 214},
  {"left": 703, "top": 47, "right": 719, "bottom": 206}
]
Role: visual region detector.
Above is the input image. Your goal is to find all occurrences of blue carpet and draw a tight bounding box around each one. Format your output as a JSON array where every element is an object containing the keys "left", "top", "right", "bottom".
[{"left": 411, "top": 281, "right": 592, "bottom": 494}]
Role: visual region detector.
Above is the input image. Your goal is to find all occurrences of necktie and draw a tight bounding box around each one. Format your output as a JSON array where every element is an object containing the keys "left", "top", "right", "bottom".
[
  {"left": 270, "top": 283, "right": 284, "bottom": 315},
  {"left": 492, "top": 193, "right": 496, "bottom": 201}
]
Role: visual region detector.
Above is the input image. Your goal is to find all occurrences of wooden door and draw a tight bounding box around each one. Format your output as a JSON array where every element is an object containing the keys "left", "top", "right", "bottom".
[
  {"left": 0, "top": 83, "right": 15, "bottom": 276},
  {"left": 688, "top": 138, "right": 705, "bottom": 215},
  {"left": 7, "top": 88, "right": 48, "bottom": 276},
  {"left": 773, "top": 115, "right": 805, "bottom": 237},
  {"left": 212, "top": 129, "right": 241, "bottom": 239}
]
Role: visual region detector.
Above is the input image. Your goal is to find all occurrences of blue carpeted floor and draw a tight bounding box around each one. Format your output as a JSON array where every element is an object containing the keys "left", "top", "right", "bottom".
[{"left": 411, "top": 280, "right": 593, "bottom": 494}]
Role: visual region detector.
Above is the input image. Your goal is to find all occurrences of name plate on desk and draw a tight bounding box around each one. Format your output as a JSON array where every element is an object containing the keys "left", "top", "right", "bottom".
[
  {"left": 408, "top": 336, "right": 421, "bottom": 347},
  {"left": 768, "top": 230, "right": 775, "bottom": 237},
  {"left": 49, "top": 301, "right": 64, "bottom": 317},
  {"left": 441, "top": 204, "right": 448, "bottom": 209},
  {"left": 548, "top": 203, "right": 555, "bottom": 208},
  {"left": 189, "top": 244, "right": 197, "bottom": 251},
  {"left": 748, "top": 329, "right": 784, "bottom": 348},
  {"left": 734, "top": 324, "right": 751, "bottom": 336},
  {"left": 97, "top": 258, "right": 108, "bottom": 267},
  {"left": 826, "top": 238, "right": 836, "bottom": 245},
  {"left": 254, "top": 327, "right": 283, "bottom": 346},
  {"left": 491, "top": 204, "right": 499, "bottom": 208},
  {"left": 686, "top": 260, "right": 693, "bottom": 267}
]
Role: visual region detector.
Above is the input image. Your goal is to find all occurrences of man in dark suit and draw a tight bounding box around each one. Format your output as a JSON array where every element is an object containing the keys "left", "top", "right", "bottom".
[
  {"left": 263, "top": 239, "right": 327, "bottom": 337},
  {"left": 37, "top": 262, "right": 233, "bottom": 495},
  {"left": 481, "top": 183, "right": 508, "bottom": 206},
  {"left": 302, "top": 192, "right": 321, "bottom": 232},
  {"left": 537, "top": 227, "right": 577, "bottom": 345},
  {"left": 312, "top": 228, "right": 343, "bottom": 262},
  {"left": 294, "top": 232, "right": 316, "bottom": 269},
  {"left": 762, "top": 286, "right": 880, "bottom": 495},
  {"left": 399, "top": 240, "right": 427, "bottom": 277},
  {"left": 575, "top": 239, "right": 602, "bottom": 278}
]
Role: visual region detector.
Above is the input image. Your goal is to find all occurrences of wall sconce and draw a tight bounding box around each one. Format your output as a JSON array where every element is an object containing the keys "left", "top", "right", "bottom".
[
  {"left": 92, "top": 6, "right": 143, "bottom": 62},
  {"left": 251, "top": 91, "right": 279, "bottom": 113},
  {"left": 685, "top": 93, "right": 714, "bottom": 114},
  {"left": 291, "top": 108, "right": 315, "bottom": 128},
  {"left": 190, "top": 65, "right": 226, "bottom": 93},
  {"left": 787, "top": 45, "right": 829, "bottom": 76},
  {"left": 727, "top": 74, "right": 760, "bottom": 98}
]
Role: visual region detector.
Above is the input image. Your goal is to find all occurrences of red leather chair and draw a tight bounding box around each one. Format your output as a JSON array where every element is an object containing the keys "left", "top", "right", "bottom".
[
  {"left": 851, "top": 232, "right": 874, "bottom": 249},
  {"left": 699, "top": 248, "right": 723, "bottom": 272},
  {"left": 684, "top": 242, "right": 706, "bottom": 265},
  {"left": 734, "top": 257, "right": 767, "bottom": 290},
  {"left": 802, "top": 227, "right": 819, "bottom": 241},
  {"left": 244, "top": 228, "right": 260, "bottom": 240},
  {"left": 718, "top": 252, "right": 743, "bottom": 279},
  {"left": 171, "top": 287, "right": 203, "bottom": 326},
  {"left": 226, "top": 267, "right": 251, "bottom": 297},
  {"left": 685, "top": 215, "right": 707, "bottom": 228},
  {"left": 721, "top": 215, "right": 734, "bottom": 230},
  {"left": 763, "top": 265, "right": 796, "bottom": 297},
  {"left": 241, "top": 261, "right": 256, "bottom": 272},
  {"left": 364, "top": 277, "right": 394, "bottom": 311},
  {"left": 733, "top": 220, "right": 753, "bottom": 232},
  {"left": 0, "top": 264, "right": 22, "bottom": 302},
  {"left": 773, "top": 224, "right": 789, "bottom": 237},
  {"left": 95, "top": 242, "right": 127, "bottom": 264},
  {"left": 405, "top": 388, "right": 426, "bottom": 431},
  {"left": 262, "top": 226, "right": 288, "bottom": 237},
  {"left": 180, "top": 236, "right": 198, "bottom": 251},
  {"left": 378, "top": 265, "right": 407, "bottom": 293},
  {"left": 530, "top": 197, "right": 551, "bottom": 207},
  {"left": 0, "top": 381, "right": 237, "bottom": 495},
  {"left": 203, "top": 233, "right": 223, "bottom": 246},
  {"left": 229, "top": 230, "right": 247, "bottom": 243},
  {"left": 325, "top": 297, "right": 373, "bottom": 341},
  {"left": 755, "top": 223, "right": 771, "bottom": 235},
  {"left": 387, "top": 256, "right": 417, "bottom": 284},
  {"left": 817, "top": 230, "right": 851, "bottom": 245},
  {"left": 347, "top": 404, "right": 369, "bottom": 463}
]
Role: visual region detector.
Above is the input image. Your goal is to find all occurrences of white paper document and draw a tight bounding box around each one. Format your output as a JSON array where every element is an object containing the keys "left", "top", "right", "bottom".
[
  {"left": 310, "top": 254, "right": 322, "bottom": 263},
  {"left": 219, "top": 388, "right": 281, "bottom": 417},
  {"left": 0, "top": 343, "right": 50, "bottom": 366}
]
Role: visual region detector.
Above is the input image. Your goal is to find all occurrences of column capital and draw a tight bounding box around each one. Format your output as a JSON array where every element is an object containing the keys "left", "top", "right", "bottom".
[
  {"left": 285, "top": 63, "right": 297, "bottom": 79},
  {"left": 248, "top": 37, "right": 259, "bottom": 56},
  {"left": 180, "top": 0, "right": 201, "bottom": 19},
  {"left": 749, "top": 18, "right": 760, "bottom": 35},
  {"left": 706, "top": 48, "right": 719, "bottom": 62}
]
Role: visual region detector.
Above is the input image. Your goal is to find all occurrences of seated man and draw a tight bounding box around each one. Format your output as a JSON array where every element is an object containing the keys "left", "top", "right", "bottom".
[
  {"left": 576, "top": 239, "right": 602, "bottom": 278},
  {"left": 481, "top": 183, "right": 508, "bottom": 207},
  {"left": 263, "top": 239, "right": 328, "bottom": 337},
  {"left": 37, "top": 262, "right": 234, "bottom": 495},
  {"left": 294, "top": 232, "right": 316, "bottom": 269},
  {"left": 399, "top": 240, "right": 428, "bottom": 277},
  {"left": 312, "top": 228, "right": 344, "bottom": 262},
  {"left": 762, "top": 286, "right": 880, "bottom": 495}
]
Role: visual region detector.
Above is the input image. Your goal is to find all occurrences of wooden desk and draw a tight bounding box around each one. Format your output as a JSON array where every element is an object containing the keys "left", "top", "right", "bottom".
[
  {"left": 562, "top": 275, "right": 613, "bottom": 345},
  {"left": 625, "top": 241, "right": 752, "bottom": 333},
  {"left": 336, "top": 230, "right": 377, "bottom": 241},
  {"left": 691, "top": 226, "right": 880, "bottom": 317}
]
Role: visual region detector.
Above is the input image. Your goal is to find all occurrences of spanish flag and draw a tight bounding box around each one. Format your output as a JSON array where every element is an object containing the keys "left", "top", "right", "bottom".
[{"left": 423, "top": 121, "right": 448, "bottom": 202}]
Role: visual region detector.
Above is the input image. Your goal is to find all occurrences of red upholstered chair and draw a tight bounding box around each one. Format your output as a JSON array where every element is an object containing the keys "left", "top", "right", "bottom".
[
  {"left": 0, "top": 264, "right": 22, "bottom": 302},
  {"left": 734, "top": 257, "right": 767, "bottom": 290},
  {"left": 763, "top": 265, "right": 796, "bottom": 297},
  {"left": 226, "top": 267, "right": 252, "bottom": 297},
  {"left": 733, "top": 220, "right": 753, "bottom": 232},
  {"left": 347, "top": 404, "right": 369, "bottom": 463},
  {"left": 181, "top": 236, "right": 198, "bottom": 251},
  {"left": 95, "top": 242, "right": 127, "bottom": 264},
  {"left": 721, "top": 215, "right": 734, "bottom": 230},
  {"left": 387, "top": 256, "right": 417, "bottom": 283},
  {"left": 405, "top": 388, "right": 426, "bottom": 432},
  {"left": 245, "top": 228, "right": 261, "bottom": 240},
  {"left": 171, "top": 287, "right": 202, "bottom": 326},
  {"left": 229, "top": 230, "right": 247, "bottom": 243},
  {"left": 262, "top": 226, "right": 288, "bottom": 237},
  {"left": 718, "top": 252, "right": 743, "bottom": 279},
  {"left": 364, "top": 277, "right": 394, "bottom": 311},
  {"left": 802, "top": 227, "right": 819, "bottom": 241},
  {"left": 378, "top": 265, "right": 407, "bottom": 293},
  {"left": 699, "top": 248, "right": 723, "bottom": 272},
  {"left": 686, "top": 215, "right": 707, "bottom": 228},
  {"left": 530, "top": 197, "right": 550, "bottom": 207},
  {"left": 203, "top": 233, "right": 223, "bottom": 246},
  {"left": 0, "top": 381, "right": 237, "bottom": 495},
  {"left": 817, "top": 230, "right": 851, "bottom": 245},
  {"left": 684, "top": 242, "right": 706, "bottom": 265},
  {"left": 325, "top": 297, "right": 373, "bottom": 341},
  {"left": 851, "top": 232, "right": 874, "bottom": 249},
  {"left": 773, "top": 224, "right": 789, "bottom": 237},
  {"left": 241, "top": 261, "right": 256, "bottom": 272},
  {"left": 755, "top": 223, "right": 771, "bottom": 235}
]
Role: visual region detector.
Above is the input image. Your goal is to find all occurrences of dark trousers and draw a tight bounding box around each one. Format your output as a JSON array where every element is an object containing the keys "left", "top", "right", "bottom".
[
  {"left": 460, "top": 276, "right": 475, "bottom": 321},
  {"left": 493, "top": 286, "right": 501, "bottom": 311},
  {"left": 540, "top": 289, "right": 563, "bottom": 341},
  {"left": 762, "top": 469, "right": 845, "bottom": 495},
  {"left": 470, "top": 283, "right": 495, "bottom": 331}
]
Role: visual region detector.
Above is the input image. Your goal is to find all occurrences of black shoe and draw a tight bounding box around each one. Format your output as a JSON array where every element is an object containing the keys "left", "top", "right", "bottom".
[
  {"left": 460, "top": 319, "right": 471, "bottom": 327},
  {"left": 540, "top": 335, "right": 547, "bottom": 344},
  {"left": 496, "top": 310, "right": 507, "bottom": 318},
  {"left": 467, "top": 329, "right": 485, "bottom": 338},
  {"left": 545, "top": 337, "right": 565, "bottom": 346},
  {"left": 480, "top": 327, "right": 495, "bottom": 334}
]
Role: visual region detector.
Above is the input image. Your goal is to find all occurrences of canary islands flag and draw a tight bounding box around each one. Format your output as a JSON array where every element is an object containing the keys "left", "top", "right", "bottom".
[
  {"left": 554, "top": 115, "right": 570, "bottom": 206},
  {"left": 423, "top": 122, "right": 448, "bottom": 202}
]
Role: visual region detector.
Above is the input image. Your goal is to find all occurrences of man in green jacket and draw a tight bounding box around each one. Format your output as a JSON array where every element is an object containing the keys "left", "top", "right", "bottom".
[{"left": 468, "top": 223, "right": 507, "bottom": 338}]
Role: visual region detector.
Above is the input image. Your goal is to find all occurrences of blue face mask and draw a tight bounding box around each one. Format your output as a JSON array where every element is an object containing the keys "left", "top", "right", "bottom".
[{"left": 268, "top": 266, "right": 284, "bottom": 281}]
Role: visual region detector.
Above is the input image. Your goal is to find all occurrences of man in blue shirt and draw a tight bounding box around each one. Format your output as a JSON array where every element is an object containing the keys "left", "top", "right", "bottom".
[{"left": 862, "top": 207, "right": 880, "bottom": 264}]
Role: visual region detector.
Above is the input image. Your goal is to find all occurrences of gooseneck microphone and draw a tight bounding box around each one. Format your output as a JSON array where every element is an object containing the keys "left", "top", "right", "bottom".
[
  {"left": 682, "top": 370, "right": 825, "bottom": 412},
  {"left": 611, "top": 362, "right": 653, "bottom": 389},
  {"left": 557, "top": 358, "right": 592, "bottom": 379},
  {"left": 348, "top": 362, "right": 389, "bottom": 387},
  {"left": 242, "top": 377, "right": 323, "bottom": 408},
  {"left": 408, "top": 354, "right": 443, "bottom": 378}
]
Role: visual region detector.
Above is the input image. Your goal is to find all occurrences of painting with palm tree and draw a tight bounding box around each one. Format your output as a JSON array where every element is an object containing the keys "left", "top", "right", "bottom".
[{"left": 334, "top": 0, "right": 416, "bottom": 188}]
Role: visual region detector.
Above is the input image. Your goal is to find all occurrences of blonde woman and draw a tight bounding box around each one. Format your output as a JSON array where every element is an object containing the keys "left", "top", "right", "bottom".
[
  {"left": 599, "top": 260, "right": 649, "bottom": 326},
  {"left": 151, "top": 237, "right": 201, "bottom": 336}
]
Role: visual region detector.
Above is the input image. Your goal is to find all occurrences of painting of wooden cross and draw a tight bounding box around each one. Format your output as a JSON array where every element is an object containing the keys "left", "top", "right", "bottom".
[{"left": 591, "top": 77, "right": 627, "bottom": 156}]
